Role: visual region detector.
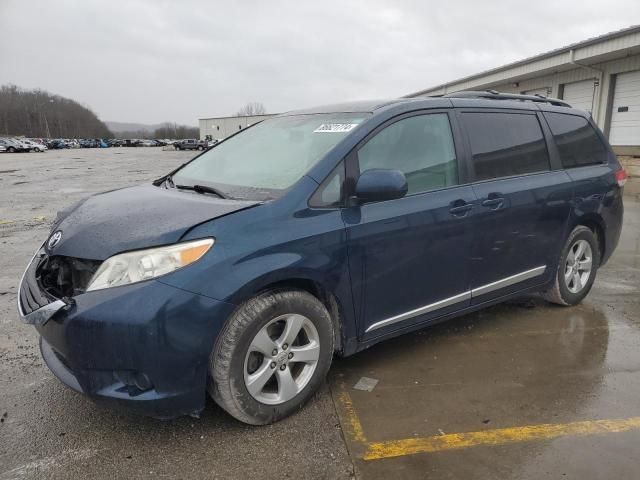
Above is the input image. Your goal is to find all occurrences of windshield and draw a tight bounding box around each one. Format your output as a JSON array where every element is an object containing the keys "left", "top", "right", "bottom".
[{"left": 171, "top": 113, "right": 368, "bottom": 200}]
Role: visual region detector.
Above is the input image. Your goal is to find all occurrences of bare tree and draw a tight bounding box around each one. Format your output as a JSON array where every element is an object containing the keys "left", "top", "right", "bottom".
[
  {"left": 153, "top": 122, "right": 198, "bottom": 139},
  {"left": 235, "top": 102, "right": 267, "bottom": 116},
  {"left": 0, "top": 84, "right": 113, "bottom": 138}
]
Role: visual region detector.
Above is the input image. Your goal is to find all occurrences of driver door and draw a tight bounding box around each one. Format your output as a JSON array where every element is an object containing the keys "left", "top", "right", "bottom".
[{"left": 342, "top": 111, "right": 477, "bottom": 338}]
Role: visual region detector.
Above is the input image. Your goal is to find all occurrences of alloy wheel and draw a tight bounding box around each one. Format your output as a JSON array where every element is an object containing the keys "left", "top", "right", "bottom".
[
  {"left": 565, "top": 239, "right": 593, "bottom": 294},
  {"left": 244, "top": 314, "right": 320, "bottom": 405}
]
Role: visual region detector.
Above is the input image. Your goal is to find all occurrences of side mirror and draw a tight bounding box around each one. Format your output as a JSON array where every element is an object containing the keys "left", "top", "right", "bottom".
[{"left": 354, "top": 169, "right": 408, "bottom": 203}]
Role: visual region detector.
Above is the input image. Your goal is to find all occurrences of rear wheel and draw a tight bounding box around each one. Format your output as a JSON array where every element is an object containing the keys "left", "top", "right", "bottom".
[
  {"left": 7, "top": 147, "right": 15, "bottom": 153},
  {"left": 542, "top": 225, "right": 600, "bottom": 306},
  {"left": 209, "top": 289, "right": 334, "bottom": 424}
]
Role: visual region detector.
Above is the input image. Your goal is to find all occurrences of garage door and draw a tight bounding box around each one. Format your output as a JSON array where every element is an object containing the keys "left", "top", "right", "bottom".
[
  {"left": 562, "top": 79, "right": 595, "bottom": 113},
  {"left": 522, "top": 87, "right": 551, "bottom": 97},
  {"left": 609, "top": 70, "right": 640, "bottom": 146}
]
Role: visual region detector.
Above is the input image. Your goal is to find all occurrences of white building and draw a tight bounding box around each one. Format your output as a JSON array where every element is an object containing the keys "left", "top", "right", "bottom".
[
  {"left": 406, "top": 25, "right": 640, "bottom": 154},
  {"left": 199, "top": 114, "right": 275, "bottom": 141}
]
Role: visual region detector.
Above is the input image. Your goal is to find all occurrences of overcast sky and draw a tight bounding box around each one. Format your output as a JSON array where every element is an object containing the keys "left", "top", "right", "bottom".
[{"left": 1, "top": 0, "right": 638, "bottom": 125}]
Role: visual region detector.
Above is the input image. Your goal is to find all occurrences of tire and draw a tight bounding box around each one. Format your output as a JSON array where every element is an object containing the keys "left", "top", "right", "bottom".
[
  {"left": 7, "top": 147, "right": 15, "bottom": 153},
  {"left": 209, "top": 289, "right": 334, "bottom": 425},
  {"left": 542, "top": 225, "right": 600, "bottom": 306},
  {"left": 197, "top": 146, "right": 204, "bottom": 151},
  {"left": 35, "top": 147, "right": 41, "bottom": 152}
]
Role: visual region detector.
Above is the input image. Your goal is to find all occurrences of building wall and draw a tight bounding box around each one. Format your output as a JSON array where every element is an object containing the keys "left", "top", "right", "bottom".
[
  {"left": 199, "top": 114, "right": 276, "bottom": 140},
  {"left": 487, "top": 54, "right": 640, "bottom": 136},
  {"left": 410, "top": 53, "right": 640, "bottom": 153}
]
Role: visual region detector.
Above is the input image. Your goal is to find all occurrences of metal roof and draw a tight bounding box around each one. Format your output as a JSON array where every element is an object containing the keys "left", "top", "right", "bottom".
[{"left": 406, "top": 24, "right": 640, "bottom": 97}]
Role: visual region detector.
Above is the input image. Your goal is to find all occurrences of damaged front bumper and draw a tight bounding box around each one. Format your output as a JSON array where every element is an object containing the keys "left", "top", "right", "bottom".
[
  {"left": 17, "top": 249, "right": 236, "bottom": 419},
  {"left": 17, "top": 246, "right": 68, "bottom": 325}
]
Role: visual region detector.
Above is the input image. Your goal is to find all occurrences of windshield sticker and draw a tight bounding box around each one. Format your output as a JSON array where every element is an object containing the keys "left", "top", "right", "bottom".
[{"left": 314, "top": 123, "right": 359, "bottom": 133}]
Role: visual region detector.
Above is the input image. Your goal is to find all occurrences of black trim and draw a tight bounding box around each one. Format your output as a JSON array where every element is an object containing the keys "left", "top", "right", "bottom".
[{"left": 308, "top": 161, "right": 346, "bottom": 209}]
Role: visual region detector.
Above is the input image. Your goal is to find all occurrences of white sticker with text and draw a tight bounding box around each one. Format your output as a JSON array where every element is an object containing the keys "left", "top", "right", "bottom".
[{"left": 314, "top": 123, "right": 359, "bottom": 133}]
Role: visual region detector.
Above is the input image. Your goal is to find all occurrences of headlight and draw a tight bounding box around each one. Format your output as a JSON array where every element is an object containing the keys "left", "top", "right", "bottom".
[{"left": 86, "top": 238, "right": 214, "bottom": 292}]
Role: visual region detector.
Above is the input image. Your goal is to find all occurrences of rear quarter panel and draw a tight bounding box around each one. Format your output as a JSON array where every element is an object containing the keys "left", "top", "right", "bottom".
[{"left": 565, "top": 164, "right": 624, "bottom": 264}]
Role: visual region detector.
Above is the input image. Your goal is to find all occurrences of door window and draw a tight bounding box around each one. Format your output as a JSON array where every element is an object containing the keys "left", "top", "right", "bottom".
[
  {"left": 357, "top": 113, "right": 458, "bottom": 195},
  {"left": 462, "top": 112, "right": 550, "bottom": 181},
  {"left": 543, "top": 112, "right": 607, "bottom": 168}
]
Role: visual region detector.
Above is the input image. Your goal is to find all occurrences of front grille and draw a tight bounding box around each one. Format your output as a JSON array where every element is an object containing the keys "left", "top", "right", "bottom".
[
  {"left": 19, "top": 253, "right": 53, "bottom": 314},
  {"left": 20, "top": 251, "right": 101, "bottom": 314}
]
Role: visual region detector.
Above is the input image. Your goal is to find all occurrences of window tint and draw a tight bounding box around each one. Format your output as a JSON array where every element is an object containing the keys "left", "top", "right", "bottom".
[
  {"left": 462, "top": 112, "right": 550, "bottom": 181},
  {"left": 543, "top": 112, "right": 607, "bottom": 168},
  {"left": 357, "top": 114, "right": 458, "bottom": 195}
]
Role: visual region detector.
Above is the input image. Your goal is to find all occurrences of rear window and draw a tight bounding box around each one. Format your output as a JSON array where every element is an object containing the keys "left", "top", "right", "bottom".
[
  {"left": 461, "top": 112, "right": 550, "bottom": 181},
  {"left": 543, "top": 112, "right": 607, "bottom": 168}
]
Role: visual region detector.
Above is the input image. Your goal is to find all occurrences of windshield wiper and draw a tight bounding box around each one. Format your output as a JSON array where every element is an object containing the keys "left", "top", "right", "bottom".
[{"left": 175, "top": 184, "right": 229, "bottom": 199}]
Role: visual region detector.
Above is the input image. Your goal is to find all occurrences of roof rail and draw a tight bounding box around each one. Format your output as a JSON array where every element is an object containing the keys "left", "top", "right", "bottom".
[{"left": 442, "top": 90, "right": 571, "bottom": 107}]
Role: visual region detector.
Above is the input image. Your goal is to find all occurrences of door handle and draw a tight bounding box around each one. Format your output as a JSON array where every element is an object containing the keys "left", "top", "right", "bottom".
[
  {"left": 481, "top": 193, "right": 505, "bottom": 210},
  {"left": 449, "top": 202, "right": 473, "bottom": 217},
  {"left": 482, "top": 198, "right": 504, "bottom": 207}
]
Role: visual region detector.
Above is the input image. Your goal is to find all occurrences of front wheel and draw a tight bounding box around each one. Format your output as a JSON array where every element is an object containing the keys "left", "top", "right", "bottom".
[
  {"left": 209, "top": 290, "right": 334, "bottom": 425},
  {"left": 542, "top": 225, "right": 600, "bottom": 306},
  {"left": 7, "top": 147, "right": 15, "bottom": 153}
]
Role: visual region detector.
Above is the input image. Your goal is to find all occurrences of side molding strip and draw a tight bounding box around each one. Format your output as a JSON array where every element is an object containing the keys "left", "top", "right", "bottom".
[
  {"left": 365, "top": 291, "right": 471, "bottom": 333},
  {"left": 365, "top": 265, "right": 546, "bottom": 333},
  {"left": 470, "top": 266, "right": 546, "bottom": 297}
]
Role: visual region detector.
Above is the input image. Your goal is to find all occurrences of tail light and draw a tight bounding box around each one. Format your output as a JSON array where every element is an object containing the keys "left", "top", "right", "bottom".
[{"left": 615, "top": 168, "right": 628, "bottom": 187}]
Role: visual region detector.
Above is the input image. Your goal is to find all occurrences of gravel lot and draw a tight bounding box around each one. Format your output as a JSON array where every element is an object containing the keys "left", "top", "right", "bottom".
[
  {"left": 0, "top": 148, "right": 354, "bottom": 480},
  {"left": 1, "top": 148, "right": 639, "bottom": 480}
]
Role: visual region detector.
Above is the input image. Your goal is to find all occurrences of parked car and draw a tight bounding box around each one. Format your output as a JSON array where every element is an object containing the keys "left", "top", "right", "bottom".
[
  {"left": 175, "top": 139, "right": 207, "bottom": 151},
  {"left": 79, "top": 139, "right": 97, "bottom": 148},
  {"left": 0, "top": 145, "right": 6, "bottom": 153},
  {"left": 18, "top": 93, "right": 625, "bottom": 424},
  {"left": 0, "top": 138, "right": 29, "bottom": 152},
  {"left": 47, "top": 139, "right": 68, "bottom": 149},
  {"left": 22, "top": 139, "right": 48, "bottom": 152}
]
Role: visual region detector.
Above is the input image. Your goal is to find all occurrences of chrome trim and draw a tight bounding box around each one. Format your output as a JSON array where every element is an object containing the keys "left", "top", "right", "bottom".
[
  {"left": 17, "top": 244, "right": 67, "bottom": 325},
  {"left": 16, "top": 245, "right": 42, "bottom": 320},
  {"left": 470, "top": 265, "right": 546, "bottom": 297},
  {"left": 20, "top": 300, "right": 67, "bottom": 325},
  {"left": 364, "top": 265, "right": 547, "bottom": 334},
  {"left": 365, "top": 291, "right": 471, "bottom": 333}
]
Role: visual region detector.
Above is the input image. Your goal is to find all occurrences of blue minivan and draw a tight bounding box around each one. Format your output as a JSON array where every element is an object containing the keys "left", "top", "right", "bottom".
[{"left": 18, "top": 92, "right": 626, "bottom": 424}]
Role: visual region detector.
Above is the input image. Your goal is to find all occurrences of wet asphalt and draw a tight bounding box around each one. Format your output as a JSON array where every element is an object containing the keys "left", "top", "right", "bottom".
[{"left": 0, "top": 148, "right": 639, "bottom": 479}]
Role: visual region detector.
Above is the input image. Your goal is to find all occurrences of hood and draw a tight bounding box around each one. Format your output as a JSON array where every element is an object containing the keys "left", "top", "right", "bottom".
[{"left": 47, "top": 184, "right": 259, "bottom": 260}]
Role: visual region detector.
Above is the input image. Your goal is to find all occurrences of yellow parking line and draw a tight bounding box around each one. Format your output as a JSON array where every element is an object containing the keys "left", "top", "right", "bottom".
[
  {"left": 363, "top": 417, "right": 640, "bottom": 460},
  {"left": 336, "top": 388, "right": 367, "bottom": 443}
]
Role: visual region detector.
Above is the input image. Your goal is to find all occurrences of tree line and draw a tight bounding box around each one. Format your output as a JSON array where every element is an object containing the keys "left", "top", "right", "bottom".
[
  {"left": 112, "top": 124, "right": 199, "bottom": 140},
  {"left": 0, "top": 84, "right": 113, "bottom": 138}
]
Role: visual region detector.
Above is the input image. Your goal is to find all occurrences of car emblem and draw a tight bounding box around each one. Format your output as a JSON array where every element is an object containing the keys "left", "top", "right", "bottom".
[{"left": 48, "top": 231, "right": 63, "bottom": 249}]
